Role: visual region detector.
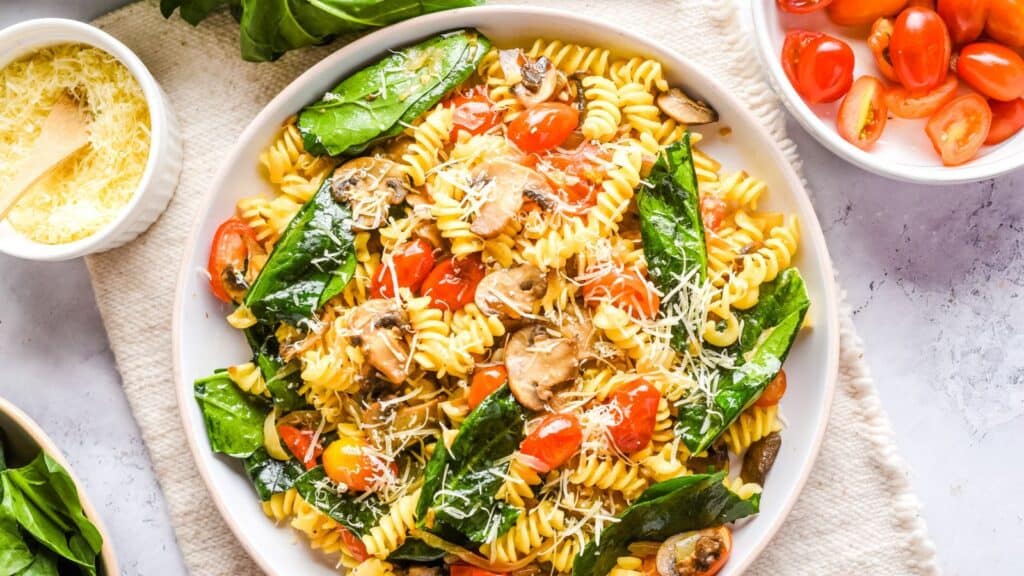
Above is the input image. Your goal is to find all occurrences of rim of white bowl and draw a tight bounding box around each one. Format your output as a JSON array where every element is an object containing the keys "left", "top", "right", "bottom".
[
  {"left": 0, "top": 18, "right": 169, "bottom": 260},
  {"left": 0, "top": 396, "right": 120, "bottom": 574},
  {"left": 173, "top": 6, "right": 841, "bottom": 575},
  {"left": 751, "top": 0, "right": 1024, "bottom": 185}
]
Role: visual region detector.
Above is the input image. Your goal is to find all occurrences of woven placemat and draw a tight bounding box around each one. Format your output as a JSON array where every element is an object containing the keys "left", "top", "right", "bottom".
[{"left": 85, "top": 1, "right": 938, "bottom": 574}]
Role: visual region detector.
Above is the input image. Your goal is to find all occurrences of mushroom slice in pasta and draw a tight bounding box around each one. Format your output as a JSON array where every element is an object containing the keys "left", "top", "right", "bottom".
[
  {"left": 656, "top": 88, "right": 719, "bottom": 126},
  {"left": 505, "top": 324, "right": 579, "bottom": 411},
  {"left": 474, "top": 264, "right": 546, "bottom": 321},
  {"left": 469, "top": 160, "right": 550, "bottom": 238},
  {"left": 349, "top": 299, "right": 412, "bottom": 385},
  {"left": 331, "top": 157, "right": 410, "bottom": 231}
]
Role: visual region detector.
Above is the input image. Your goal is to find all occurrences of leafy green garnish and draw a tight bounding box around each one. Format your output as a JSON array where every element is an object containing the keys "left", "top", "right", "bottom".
[
  {"left": 194, "top": 372, "right": 267, "bottom": 458},
  {"left": 387, "top": 538, "right": 445, "bottom": 562},
  {"left": 416, "top": 385, "right": 524, "bottom": 545},
  {"left": 243, "top": 449, "right": 306, "bottom": 502},
  {"left": 292, "top": 467, "right": 386, "bottom": 537},
  {"left": 571, "top": 472, "right": 759, "bottom": 576},
  {"left": 256, "top": 354, "right": 308, "bottom": 413}
]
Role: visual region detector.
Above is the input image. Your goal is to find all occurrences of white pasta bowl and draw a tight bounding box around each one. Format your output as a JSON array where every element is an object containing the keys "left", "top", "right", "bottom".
[
  {"left": 0, "top": 396, "right": 119, "bottom": 575},
  {"left": 752, "top": 0, "right": 1024, "bottom": 184},
  {"left": 173, "top": 6, "right": 840, "bottom": 575},
  {"left": 0, "top": 18, "right": 182, "bottom": 261}
]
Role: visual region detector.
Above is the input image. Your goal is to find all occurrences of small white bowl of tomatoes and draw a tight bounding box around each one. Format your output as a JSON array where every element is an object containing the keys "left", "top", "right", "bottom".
[{"left": 753, "top": 0, "right": 1024, "bottom": 184}]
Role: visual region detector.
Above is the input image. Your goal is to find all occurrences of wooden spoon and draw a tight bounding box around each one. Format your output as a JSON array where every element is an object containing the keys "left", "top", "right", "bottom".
[{"left": 0, "top": 92, "right": 91, "bottom": 221}]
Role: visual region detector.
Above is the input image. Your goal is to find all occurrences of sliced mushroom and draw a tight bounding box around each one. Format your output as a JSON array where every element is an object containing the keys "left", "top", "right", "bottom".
[
  {"left": 474, "top": 265, "right": 546, "bottom": 320},
  {"left": 469, "top": 160, "right": 550, "bottom": 238},
  {"left": 656, "top": 88, "right": 719, "bottom": 126},
  {"left": 331, "top": 157, "right": 410, "bottom": 230},
  {"left": 740, "top": 431, "right": 781, "bottom": 485},
  {"left": 364, "top": 398, "right": 440, "bottom": 434},
  {"left": 349, "top": 299, "right": 411, "bottom": 385},
  {"left": 656, "top": 526, "right": 732, "bottom": 576},
  {"left": 685, "top": 442, "right": 729, "bottom": 475},
  {"left": 504, "top": 325, "right": 579, "bottom": 411},
  {"left": 514, "top": 56, "right": 559, "bottom": 107}
]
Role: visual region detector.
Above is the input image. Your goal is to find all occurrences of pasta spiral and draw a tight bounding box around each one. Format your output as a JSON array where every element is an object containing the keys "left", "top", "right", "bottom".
[
  {"left": 610, "top": 57, "right": 669, "bottom": 92},
  {"left": 641, "top": 443, "right": 689, "bottom": 483},
  {"left": 581, "top": 75, "right": 621, "bottom": 141},
  {"left": 569, "top": 454, "right": 647, "bottom": 499},
  {"left": 227, "top": 362, "right": 268, "bottom": 397},
  {"left": 617, "top": 82, "right": 662, "bottom": 135},
  {"left": 407, "top": 295, "right": 451, "bottom": 375},
  {"left": 723, "top": 405, "right": 782, "bottom": 455},
  {"left": 609, "top": 555, "right": 646, "bottom": 576},
  {"left": 479, "top": 501, "right": 565, "bottom": 564},
  {"left": 261, "top": 488, "right": 300, "bottom": 522},
  {"left": 590, "top": 145, "right": 643, "bottom": 236},
  {"left": 496, "top": 456, "right": 543, "bottom": 507},
  {"left": 361, "top": 489, "right": 421, "bottom": 559},
  {"left": 526, "top": 38, "right": 611, "bottom": 76},
  {"left": 401, "top": 104, "right": 453, "bottom": 187}
]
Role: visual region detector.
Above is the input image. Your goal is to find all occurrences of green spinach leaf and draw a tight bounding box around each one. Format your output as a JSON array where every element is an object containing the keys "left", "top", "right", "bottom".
[
  {"left": 243, "top": 449, "right": 306, "bottom": 502},
  {"left": 571, "top": 472, "right": 759, "bottom": 576},
  {"left": 293, "top": 467, "right": 385, "bottom": 537},
  {"left": 13, "top": 548, "right": 58, "bottom": 576},
  {"left": 194, "top": 372, "right": 268, "bottom": 458},
  {"left": 387, "top": 538, "right": 445, "bottom": 562},
  {"left": 256, "top": 354, "right": 308, "bottom": 413},
  {"left": 416, "top": 385, "right": 524, "bottom": 545},
  {"left": 298, "top": 30, "right": 490, "bottom": 156},
  {"left": 0, "top": 508, "right": 33, "bottom": 575}
]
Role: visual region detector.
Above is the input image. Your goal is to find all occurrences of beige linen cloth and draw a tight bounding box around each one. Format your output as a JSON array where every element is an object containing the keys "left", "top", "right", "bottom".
[{"left": 85, "top": 1, "right": 938, "bottom": 574}]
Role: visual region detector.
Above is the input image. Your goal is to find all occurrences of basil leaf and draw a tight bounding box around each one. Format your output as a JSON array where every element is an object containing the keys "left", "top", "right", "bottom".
[
  {"left": 243, "top": 449, "right": 306, "bottom": 502},
  {"left": 293, "top": 467, "right": 385, "bottom": 537},
  {"left": 571, "top": 472, "right": 759, "bottom": 576},
  {"left": 416, "top": 385, "right": 524, "bottom": 545},
  {"left": 194, "top": 372, "right": 268, "bottom": 458}
]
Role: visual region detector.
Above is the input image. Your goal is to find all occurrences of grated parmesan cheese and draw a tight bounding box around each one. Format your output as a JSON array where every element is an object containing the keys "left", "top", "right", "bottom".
[{"left": 0, "top": 44, "right": 151, "bottom": 244}]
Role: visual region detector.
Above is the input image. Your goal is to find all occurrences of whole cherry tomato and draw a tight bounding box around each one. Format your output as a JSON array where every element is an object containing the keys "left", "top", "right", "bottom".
[
  {"left": 370, "top": 239, "right": 436, "bottom": 299},
  {"left": 322, "top": 436, "right": 395, "bottom": 492},
  {"left": 827, "top": 0, "right": 909, "bottom": 25},
  {"left": 890, "top": 7, "right": 951, "bottom": 93},
  {"left": 926, "top": 93, "right": 993, "bottom": 165},
  {"left": 449, "top": 85, "right": 502, "bottom": 141},
  {"left": 519, "top": 413, "right": 584, "bottom": 472},
  {"left": 606, "top": 379, "right": 662, "bottom": 454},
  {"left": 207, "top": 217, "right": 264, "bottom": 303},
  {"left": 986, "top": 0, "right": 1024, "bottom": 48},
  {"left": 777, "top": 0, "right": 834, "bottom": 12},
  {"left": 781, "top": 32, "right": 855, "bottom": 104},
  {"left": 956, "top": 42, "right": 1024, "bottom": 101},
  {"left": 755, "top": 371, "right": 789, "bottom": 407},
  {"left": 868, "top": 18, "right": 899, "bottom": 82},
  {"left": 887, "top": 75, "right": 960, "bottom": 118},
  {"left": 937, "top": 0, "right": 990, "bottom": 44},
  {"left": 468, "top": 364, "right": 508, "bottom": 410},
  {"left": 420, "top": 254, "right": 486, "bottom": 311},
  {"left": 985, "top": 98, "right": 1024, "bottom": 144},
  {"left": 449, "top": 566, "right": 505, "bottom": 576},
  {"left": 507, "top": 102, "right": 579, "bottom": 153},
  {"left": 277, "top": 425, "right": 323, "bottom": 470},
  {"left": 582, "top": 265, "right": 661, "bottom": 320},
  {"left": 837, "top": 76, "right": 889, "bottom": 150}
]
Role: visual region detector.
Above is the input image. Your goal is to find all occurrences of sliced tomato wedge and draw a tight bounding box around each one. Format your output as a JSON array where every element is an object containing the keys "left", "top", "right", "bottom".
[
  {"left": 468, "top": 364, "right": 508, "bottom": 410},
  {"left": 700, "top": 195, "right": 730, "bottom": 232},
  {"left": 926, "top": 93, "right": 993, "bottom": 165},
  {"left": 519, "top": 413, "right": 583, "bottom": 472},
  {"left": 277, "top": 424, "right": 323, "bottom": 470},
  {"left": 421, "top": 254, "right": 486, "bottom": 311},
  {"left": 755, "top": 370, "right": 789, "bottom": 407},
  {"left": 582, "top": 265, "right": 661, "bottom": 319},
  {"left": 208, "top": 217, "right": 263, "bottom": 303},
  {"left": 337, "top": 527, "right": 369, "bottom": 562},
  {"left": 781, "top": 30, "right": 825, "bottom": 93},
  {"left": 837, "top": 76, "right": 889, "bottom": 150},
  {"left": 986, "top": 98, "right": 1024, "bottom": 144},
  {"left": 507, "top": 103, "right": 579, "bottom": 153},
  {"left": 777, "top": 0, "right": 835, "bottom": 12},
  {"left": 886, "top": 75, "right": 959, "bottom": 118},
  {"left": 534, "top": 141, "right": 609, "bottom": 210}
]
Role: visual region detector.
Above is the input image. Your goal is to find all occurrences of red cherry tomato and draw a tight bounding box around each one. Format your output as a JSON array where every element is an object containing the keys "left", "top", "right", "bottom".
[
  {"left": 957, "top": 42, "right": 1024, "bottom": 102},
  {"left": 449, "top": 566, "right": 505, "bottom": 576},
  {"left": 535, "top": 142, "right": 608, "bottom": 209},
  {"left": 321, "top": 436, "right": 396, "bottom": 492},
  {"left": 700, "top": 195, "right": 730, "bottom": 232},
  {"left": 937, "top": 0, "right": 990, "bottom": 44},
  {"left": 891, "top": 7, "right": 951, "bottom": 93},
  {"left": 926, "top": 93, "right": 993, "bottom": 165},
  {"left": 420, "top": 254, "right": 486, "bottom": 311},
  {"left": 986, "top": 98, "right": 1024, "bottom": 144},
  {"left": 868, "top": 18, "right": 899, "bottom": 82},
  {"left": 519, "top": 413, "right": 584, "bottom": 473},
  {"left": 606, "top": 379, "right": 662, "bottom": 454},
  {"left": 468, "top": 364, "right": 508, "bottom": 410},
  {"left": 781, "top": 31, "right": 823, "bottom": 93},
  {"left": 837, "top": 76, "right": 889, "bottom": 150},
  {"left": 828, "top": 0, "right": 909, "bottom": 25},
  {"left": 337, "top": 527, "right": 368, "bottom": 562},
  {"left": 782, "top": 32, "right": 855, "bottom": 104},
  {"left": 755, "top": 371, "right": 789, "bottom": 407},
  {"left": 370, "top": 239, "right": 435, "bottom": 299},
  {"left": 887, "top": 75, "right": 959, "bottom": 118},
  {"left": 449, "top": 85, "right": 502, "bottom": 141},
  {"left": 277, "top": 425, "right": 323, "bottom": 470},
  {"left": 582, "top": 265, "right": 661, "bottom": 320},
  {"left": 777, "top": 0, "right": 835, "bottom": 12},
  {"left": 207, "top": 218, "right": 263, "bottom": 303},
  {"left": 507, "top": 103, "right": 579, "bottom": 153},
  {"left": 986, "top": 0, "right": 1024, "bottom": 48}
]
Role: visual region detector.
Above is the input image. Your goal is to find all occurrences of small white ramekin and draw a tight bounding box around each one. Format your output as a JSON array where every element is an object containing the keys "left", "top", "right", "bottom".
[{"left": 0, "top": 18, "right": 182, "bottom": 261}]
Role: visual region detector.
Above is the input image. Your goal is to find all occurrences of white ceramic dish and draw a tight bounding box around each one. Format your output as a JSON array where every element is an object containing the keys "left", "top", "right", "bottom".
[
  {"left": 173, "top": 6, "right": 840, "bottom": 575},
  {"left": 0, "top": 396, "right": 119, "bottom": 574},
  {"left": 0, "top": 18, "right": 182, "bottom": 261},
  {"left": 752, "top": 0, "right": 1024, "bottom": 185}
]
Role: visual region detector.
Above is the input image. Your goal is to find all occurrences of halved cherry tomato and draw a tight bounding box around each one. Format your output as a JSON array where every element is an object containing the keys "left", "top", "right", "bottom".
[
  {"left": 207, "top": 217, "right": 263, "bottom": 303},
  {"left": 781, "top": 31, "right": 823, "bottom": 93},
  {"left": 277, "top": 425, "right": 323, "bottom": 470},
  {"left": 700, "top": 195, "right": 730, "bottom": 232},
  {"left": 986, "top": 98, "right": 1024, "bottom": 144},
  {"left": 891, "top": 7, "right": 951, "bottom": 93},
  {"left": 837, "top": 76, "right": 889, "bottom": 150},
  {"left": 337, "top": 527, "right": 368, "bottom": 562},
  {"left": 420, "top": 254, "right": 486, "bottom": 311},
  {"left": 868, "top": 18, "right": 899, "bottom": 82},
  {"left": 957, "top": 42, "right": 1024, "bottom": 101},
  {"left": 661, "top": 527, "right": 733, "bottom": 576},
  {"left": 827, "top": 0, "right": 909, "bottom": 25},
  {"left": 606, "top": 379, "right": 662, "bottom": 454},
  {"left": 755, "top": 370, "right": 789, "bottom": 407},
  {"left": 535, "top": 141, "right": 608, "bottom": 209},
  {"left": 322, "top": 436, "right": 396, "bottom": 492},
  {"left": 937, "top": 0, "right": 990, "bottom": 44},
  {"left": 887, "top": 75, "right": 959, "bottom": 118},
  {"left": 582, "top": 265, "right": 661, "bottom": 320},
  {"left": 926, "top": 93, "right": 993, "bottom": 165},
  {"left": 370, "top": 239, "right": 435, "bottom": 299},
  {"left": 449, "top": 85, "right": 502, "bottom": 141},
  {"left": 781, "top": 32, "right": 855, "bottom": 104},
  {"left": 469, "top": 364, "right": 508, "bottom": 410},
  {"left": 449, "top": 566, "right": 505, "bottom": 576},
  {"left": 986, "top": 0, "right": 1024, "bottom": 48},
  {"left": 507, "top": 102, "right": 579, "bottom": 153},
  {"left": 777, "top": 0, "right": 834, "bottom": 12},
  {"left": 519, "top": 413, "right": 584, "bottom": 472}
]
